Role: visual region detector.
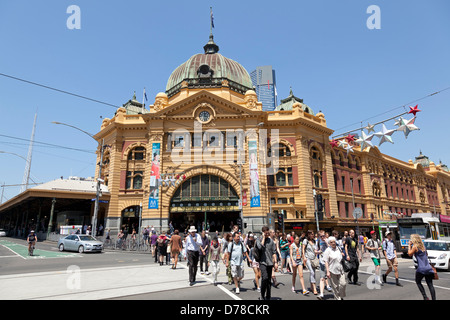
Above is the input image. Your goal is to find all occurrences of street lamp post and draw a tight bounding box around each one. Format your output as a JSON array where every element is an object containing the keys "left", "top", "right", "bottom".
[
  {"left": 138, "top": 202, "right": 142, "bottom": 241},
  {"left": 313, "top": 189, "right": 320, "bottom": 232},
  {"left": 234, "top": 159, "right": 244, "bottom": 233},
  {"left": 47, "top": 197, "right": 56, "bottom": 238},
  {"left": 52, "top": 121, "right": 106, "bottom": 238},
  {"left": 92, "top": 138, "right": 105, "bottom": 237}
]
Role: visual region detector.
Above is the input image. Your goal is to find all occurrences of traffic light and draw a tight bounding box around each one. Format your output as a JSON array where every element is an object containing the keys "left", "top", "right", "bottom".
[
  {"left": 277, "top": 212, "right": 284, "bottom": 230},
  {"left": 236, "top": 218, "right": 242, "bottom": 231},
  {"left": 316, "top": 194, "right": 323, "bottom": 212}
]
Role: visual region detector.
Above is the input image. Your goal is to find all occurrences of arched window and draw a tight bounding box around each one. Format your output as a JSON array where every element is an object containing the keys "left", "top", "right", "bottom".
[
  {"left": 311, "top": 146, "right": 321, "bottom": 160},
  {"left": 310, "top": 146, "right": 323, "bottom": 189},
  {"left": 274, "top": 167, "right": 293, "bottom": 186},
  {"left": 339, "top": 153, "right": 345, "bottom": 167},
  {"left": 126, "top": 171, "right": 143, "bottom": 189},
  {"left": 102, "top": 150, "right": 110, "bottom": 186},
  {"left": 128, "top": 146, "right": 146, "bottom": 161},
  {"left": 268, "top": 142, "right": 292, "bottom": 157},
  {"left": 313, "top": 170, "right": 323, "bottom": 188},
  {"left": 355, "top": 157, "right": 361, "bottom": 171}
]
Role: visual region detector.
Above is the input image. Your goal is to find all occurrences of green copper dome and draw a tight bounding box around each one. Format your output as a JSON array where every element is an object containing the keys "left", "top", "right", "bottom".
[
  {"left": 165, "top": 35, "right": 253, "bottom": 96},
  {"left": 275, "top": 88, "right": 314, "bottom": 114}
]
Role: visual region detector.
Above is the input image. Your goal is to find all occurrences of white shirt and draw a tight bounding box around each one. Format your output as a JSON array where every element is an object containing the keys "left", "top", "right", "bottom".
[
  {"left": 323, "top": 246, "right": 343, "bottom": 275},
  {"left": 185, "top": 233, "right": 202, "bottom": 251}
]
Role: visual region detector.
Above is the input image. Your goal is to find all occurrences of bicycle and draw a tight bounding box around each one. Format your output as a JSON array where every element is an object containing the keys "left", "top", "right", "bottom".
[
  {"left": 129, "top": 238, "right": 138, "bottom": 251},
  {"left": 28, "top": 242, "right": 35, "bottom": 256},
  {"left": 103, "top": 238, "right": 112, "bottom": 249},
  {"left": 138, "top": 240, "right": 149, "bottom": 252}
]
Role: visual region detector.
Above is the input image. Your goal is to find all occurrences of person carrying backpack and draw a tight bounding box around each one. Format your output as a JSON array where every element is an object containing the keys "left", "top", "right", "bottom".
[
  {"left": 365, "top": 230, "right": 383, "bottom": 286},
  {"left": 157, "top": 232, "right": 168, "bottom": 266}
]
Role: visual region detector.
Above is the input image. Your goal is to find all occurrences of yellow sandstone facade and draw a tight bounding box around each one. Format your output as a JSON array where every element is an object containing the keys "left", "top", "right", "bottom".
[{"left": 93, "top": 36, "right": 450, "bottom": 235}]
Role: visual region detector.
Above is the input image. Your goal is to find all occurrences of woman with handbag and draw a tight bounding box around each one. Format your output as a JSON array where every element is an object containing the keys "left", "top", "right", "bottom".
[
  {"left": 324, "top": 236, "right": 346, "bottom": 300},
  {"left": 408, "top": 234, "right": 437, "bottom": 300},
  {"left": 302, "top": 230, "right": 319, "bottom": 295},
  {"left": 290, "top": 235, "right": 309, "bottom": 295}
]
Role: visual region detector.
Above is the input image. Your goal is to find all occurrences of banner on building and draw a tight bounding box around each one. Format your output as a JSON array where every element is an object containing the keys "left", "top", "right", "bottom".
[
  {"left": 149, "top": 143, "right": 161, "bottom": 209},
  {"left": 248, "top": 140, "right": 260, "bottom": 207}
]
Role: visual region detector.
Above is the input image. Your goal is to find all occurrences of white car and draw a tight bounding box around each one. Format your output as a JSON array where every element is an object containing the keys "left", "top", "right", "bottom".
[
  {"left": 413, "top": 240, "right": 450, "bottom": 271},
  {"left": 0, "top": 229, "right": 6, "bottom": 237}
]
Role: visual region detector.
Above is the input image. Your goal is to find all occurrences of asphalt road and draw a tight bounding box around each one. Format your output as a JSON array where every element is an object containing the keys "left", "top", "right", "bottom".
[
  {"left": 1, "top": 237, "right": 450, "bottom": 301},
  {"left": 112, "top": 262, "right": 450, "bottom": 301}
]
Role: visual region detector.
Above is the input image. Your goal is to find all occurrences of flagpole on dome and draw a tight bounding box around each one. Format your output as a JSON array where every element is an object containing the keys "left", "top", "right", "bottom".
[
  {"left": 204, "top": 7, "right": 219, "bottom": 54},
  {"left": 210, "top": 7, "right": 214, "bottom": 36},
  {"left": 142, "top": 87, "right": 148, "bottom": 110}
]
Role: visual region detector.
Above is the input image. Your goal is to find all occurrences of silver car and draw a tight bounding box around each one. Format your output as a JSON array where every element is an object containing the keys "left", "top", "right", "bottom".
[
  {"left": 0, "top": 229, "right": 6, "bottom": 237},
  {"left": 58, "top": 234, "right": 103, "bottom": 253}
]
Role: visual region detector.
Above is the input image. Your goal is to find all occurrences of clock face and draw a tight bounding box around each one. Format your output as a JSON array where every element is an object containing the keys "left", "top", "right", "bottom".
[{"left": 199, "top": 111, "right": 210, "bottom": 122}]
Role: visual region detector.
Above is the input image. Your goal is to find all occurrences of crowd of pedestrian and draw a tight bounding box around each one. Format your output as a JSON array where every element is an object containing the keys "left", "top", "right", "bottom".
[{"left": 105, "top": 224, "right": 437, "bottom": 301}]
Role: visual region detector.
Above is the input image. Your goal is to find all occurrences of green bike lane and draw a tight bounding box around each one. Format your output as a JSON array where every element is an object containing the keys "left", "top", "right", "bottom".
[{"left": 0, "top": 240, "right": 80, "bottom": 259}]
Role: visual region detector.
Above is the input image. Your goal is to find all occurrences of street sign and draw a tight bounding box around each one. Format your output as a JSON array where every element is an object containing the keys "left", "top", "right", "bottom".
[{"left": 353, "top": 207, "right": 363, "bottom": 219}]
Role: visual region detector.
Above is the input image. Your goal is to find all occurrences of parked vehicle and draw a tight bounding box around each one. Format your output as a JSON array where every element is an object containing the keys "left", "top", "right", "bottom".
[
  {"left": 413, "top": 240, "right": 450, "bottom": 271},
  {"left": 0, "top": 229, "right": 6, "bottom": 237},
  {"left": 58, "top": 234, "right": 103, "bottom": 253}
]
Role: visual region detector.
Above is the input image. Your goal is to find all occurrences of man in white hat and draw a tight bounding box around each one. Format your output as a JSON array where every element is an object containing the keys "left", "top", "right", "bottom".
[{"left": 185, "top": 226, "right": 203, "bottom": 286}]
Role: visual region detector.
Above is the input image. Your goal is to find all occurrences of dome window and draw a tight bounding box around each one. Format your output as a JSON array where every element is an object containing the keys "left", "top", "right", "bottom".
[{"left": 198, "top": 64, "right": 213, "bottom": 78}]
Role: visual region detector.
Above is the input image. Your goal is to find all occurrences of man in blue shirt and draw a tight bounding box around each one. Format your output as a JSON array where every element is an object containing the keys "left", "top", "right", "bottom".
[{"left": 227, "top": 232, "right": 251, "bottom": 294}]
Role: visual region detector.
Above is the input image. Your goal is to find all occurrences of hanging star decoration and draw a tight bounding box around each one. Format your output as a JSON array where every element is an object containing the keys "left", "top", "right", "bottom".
[
  {"left": 330, "top": 139, "right": 339, "bottom": 148},
  {"left": 355, "top": 131, "right": 374, "bottom": 151},
  {"left": 345, "top": 134, "right": 356, "bottom": 143},
  {"left": 408, "top": 105, "right": 421, "bottom": 116},
  {"left": 338, "top": 139, "right": 348, "bottom": 148},
  {"left": 374, "top": 124, "right": 395, "bottom": 145},
  {"left": 365, "top": 123, "right": 375, "bottom": 133},
  {"left": 397, "top": 116, "right": 419, "bottom": 138},
  {"left": 394, "top": 117, "right": 404, "bottom": 127},
  {"left": 344, "top": 143, "right": 354, "bottom": 155}
]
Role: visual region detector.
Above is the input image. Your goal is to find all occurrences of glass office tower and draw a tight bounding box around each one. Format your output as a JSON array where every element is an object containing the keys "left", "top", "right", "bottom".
[{"left": 250, "top": 66, "right": 277, "bottom": 111}]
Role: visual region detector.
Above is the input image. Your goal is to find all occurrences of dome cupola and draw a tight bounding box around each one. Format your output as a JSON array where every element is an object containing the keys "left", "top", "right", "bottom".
[{"left": 166, "top": 34, "right": 253, "bottom": 97}]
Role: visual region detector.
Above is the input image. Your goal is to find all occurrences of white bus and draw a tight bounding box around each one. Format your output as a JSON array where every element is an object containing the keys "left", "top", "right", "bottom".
[{"left": 397, "top": 213, "right": 450, "bottom": 253}]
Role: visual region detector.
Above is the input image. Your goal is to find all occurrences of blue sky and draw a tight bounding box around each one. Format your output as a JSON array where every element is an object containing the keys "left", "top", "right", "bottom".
[{"left": 0, "top": 0, "right": 449, "bottom": 201}]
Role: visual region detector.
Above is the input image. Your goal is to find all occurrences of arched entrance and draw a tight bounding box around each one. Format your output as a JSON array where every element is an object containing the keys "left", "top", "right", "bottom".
[
  {"left": 170, "top": 174, "right": 240, "bottom": 233},
  {"left": 121, "top": 206, "right": 140, "bottom": 236}
]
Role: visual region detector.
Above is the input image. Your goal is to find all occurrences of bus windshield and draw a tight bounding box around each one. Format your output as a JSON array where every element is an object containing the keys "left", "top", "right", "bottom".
[{"left": 399, "top": 224, "right": 430, "bottom": 239}]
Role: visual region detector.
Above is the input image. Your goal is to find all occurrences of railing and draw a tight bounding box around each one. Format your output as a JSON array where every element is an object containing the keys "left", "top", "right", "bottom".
[
  {"left": 103, "top": 237, "right": 151, "bottom": 253},
  {"left": 166, "top": 78, "right": 252, "bottom": 98}
]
